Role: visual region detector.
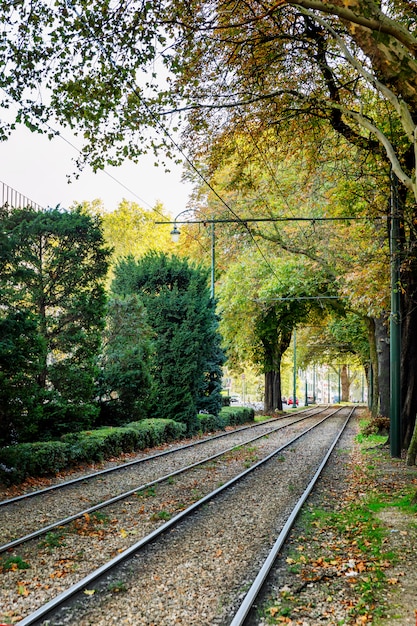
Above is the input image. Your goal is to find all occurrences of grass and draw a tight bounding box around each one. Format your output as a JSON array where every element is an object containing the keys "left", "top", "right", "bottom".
[
  {"left": 150, "top": 510, "right": 171, "bottom": 521},
  {"left": 261, "top": 419, "right": 407, "bottom": 624},
  {"left": 38, "top": 530, "right": 67, "bottom": 551},
  {"left": 135, "top": 485, "right": 156, "bottom": 498},
  {"left": 1, "top": 555, "right": 30, "bottom": 571}
]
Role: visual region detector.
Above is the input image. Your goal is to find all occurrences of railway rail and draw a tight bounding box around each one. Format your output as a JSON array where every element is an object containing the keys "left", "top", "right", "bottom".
[
  {"left": 0, "top": 406, "right": 328, "bottom": 551},
  {"left": 1, "top": 406, "right": 326, "bottom": 508},
  {"left": 0, "top": 405, "right": 357, "bottom": 625}
]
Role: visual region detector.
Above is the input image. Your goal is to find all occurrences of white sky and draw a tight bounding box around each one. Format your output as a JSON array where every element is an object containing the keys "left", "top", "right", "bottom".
[{"left": 0, "top": 124, "right": 194, "bottom": 216}]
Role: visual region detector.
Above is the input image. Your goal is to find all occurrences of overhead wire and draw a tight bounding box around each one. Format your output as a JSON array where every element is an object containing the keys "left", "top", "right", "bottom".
[
  {"left": 61, "top": 0, "right": 282, "bottom": 280},
  {"left": 0, "top": 87, "right": 166, "bottom": 214}
]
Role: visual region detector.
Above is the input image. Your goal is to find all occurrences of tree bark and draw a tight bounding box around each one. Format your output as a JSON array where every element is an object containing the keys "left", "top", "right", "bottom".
[
  {"left": 375, "top": 314, "right": 390, "bottom": 417},
  {"left": 365, "top": 317, "right": 379, "bottom": 416},
  {"left": 406, "top": 417, "right": 417, "bottom": 466},
  {"left": 401, "top": 289, "right": 417, "bottom": 449},
  {"left": 340, "top": 364, "right": 349, "bottom": 402},
  {"left": 264, "top": 368, "right": 283, "bottom": 412}
]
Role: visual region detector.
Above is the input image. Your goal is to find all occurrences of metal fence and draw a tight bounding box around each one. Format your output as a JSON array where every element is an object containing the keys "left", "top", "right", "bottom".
[{"left": 1, "top": 180, "right": 43, "bottom": 211}]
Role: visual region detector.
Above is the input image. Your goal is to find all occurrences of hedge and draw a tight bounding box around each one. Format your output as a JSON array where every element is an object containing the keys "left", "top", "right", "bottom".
[
  {"left": 197, "top": 405, "right": 255, "bottom": 433},
  {"left": 0, "top": 408, "right": 255, "bottom": 485}
]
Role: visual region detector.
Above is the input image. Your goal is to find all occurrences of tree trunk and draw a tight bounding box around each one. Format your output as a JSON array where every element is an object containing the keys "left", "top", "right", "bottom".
[
  {"left": 406, "top": 417, "right": 417, "bottom": 466},
  {"left": 340, "top": 364, "right": 349, "bottom": 401},
  {"left": 365, "top": 317, "right": 379, "bottom": 416},
  {"left": 264, "top": 369, "right": 283, "bottom": 412},
  {"left": 401, "top": 290, "right": 417, "bottom": 449},
  {"left": 375, "top": 314, "right": 390, "bottom": 417}
]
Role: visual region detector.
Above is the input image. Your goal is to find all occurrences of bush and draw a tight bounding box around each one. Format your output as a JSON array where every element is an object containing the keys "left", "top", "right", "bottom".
[
  {"left": 0, "top": 441, "right": 69, "bottom": 484},
  {"left": 362, "top": 415, "right": 390, "bottom": 436},
  {"left": 220, "top": 406, "right": 255, "bottom": 426},
  {"left": 0, "top": 410, "right": 253, "bottom": 485},
  {"left": 197, "top": 412, "right": 226, "bottom": 433}
]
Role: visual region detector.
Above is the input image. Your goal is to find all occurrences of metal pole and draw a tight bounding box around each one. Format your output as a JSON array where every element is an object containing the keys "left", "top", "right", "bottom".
[
  {"left": 338, "top": 366, "right": 341, "bottom": 403},
  {"left": 313, "top": 364, "right": 316, "bottom": 403},
  {"left": 292, "top": 329, "right": 297, "bottom": 408},
  {"left": 390, "top": 171, "right": 401, "bottom": 457},
  {"left": 211, "top": 219, "right": 215, "bottom": 299},
  {"left": 327, "top": 369, "right": 330, "bottom": 403}
]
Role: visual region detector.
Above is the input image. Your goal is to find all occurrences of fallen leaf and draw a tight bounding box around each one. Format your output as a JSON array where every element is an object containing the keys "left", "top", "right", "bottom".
[{"left": 84, "top": 589, "right": 95, "bottom": 596}]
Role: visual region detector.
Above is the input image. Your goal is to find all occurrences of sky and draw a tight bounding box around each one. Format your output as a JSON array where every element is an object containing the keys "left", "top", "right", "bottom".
[{"left": 0, "top": 123, "right": 194, "bottom": 217}]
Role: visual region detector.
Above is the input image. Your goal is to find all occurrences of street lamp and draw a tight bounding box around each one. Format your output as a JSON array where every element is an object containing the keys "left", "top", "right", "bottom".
[
  {"left": 164, "top": 210, "right": 216, "bottom": 299},
  {"left": 170, "top": 224, "right": 181, "bottom": 243}
]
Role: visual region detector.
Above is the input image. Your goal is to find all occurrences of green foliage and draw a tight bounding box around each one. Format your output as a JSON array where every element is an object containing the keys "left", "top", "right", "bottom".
[
  {"left": 112, "top": 252, "right": 225, "bottom": 434},
  {"left": 1, "top": 555, "right": 30, "bottom": 571},
  {"left": 0, "top": 205, "right": 110, "bottom": 443},
  {"left": 197, "top": 412, "right": 226, "bottom": 432},
  {"left": 0, "top": 441, "right": 70, "bottom": 484},
  {"left": 98, "top": 294, "right": 153, "bottom": 424},
  {"left": 219, "top": 406, "right": 255, "bottom": 426},
  {"left": 0, "top": 419, "right": 186, "bottom": 485},
  {"left": 0, "top": 409, "right": 255, "bottom": 485},
  {"left": 0, "top": 310, "right": 45, "bottom": 445},
  {"left": 197, "top": 406, "right": 254, "bottom": 433}
]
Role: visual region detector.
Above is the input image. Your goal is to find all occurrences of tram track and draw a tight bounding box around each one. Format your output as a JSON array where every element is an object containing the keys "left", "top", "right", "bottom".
[
  {"left": 1, "top": 406, "right": 356, "bottom": 625},
  {"left": 0, "top": 407, "right": 324, "bottom": 508},
  {"left": 0, "top": 406, "right": 329, "bottom": 549}
]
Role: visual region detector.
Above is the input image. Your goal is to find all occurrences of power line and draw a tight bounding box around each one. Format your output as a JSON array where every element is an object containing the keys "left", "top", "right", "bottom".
[{"left": 0, "top": 87, "right": 165, "bottom": 216}]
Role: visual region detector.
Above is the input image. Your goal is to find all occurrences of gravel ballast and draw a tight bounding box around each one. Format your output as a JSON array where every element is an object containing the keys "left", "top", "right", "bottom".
[{"left": 1, "top": 409, "right": 351, "bottom": 625}]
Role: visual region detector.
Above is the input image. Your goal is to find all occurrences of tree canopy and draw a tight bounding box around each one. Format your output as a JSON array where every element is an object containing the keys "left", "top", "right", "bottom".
[
  {"left": 112, "top": 252, "right": 225, "bottom": 432},
  {"left": 3, "top": 0, "right": 417, "bottom": 452},
  {"left": 0, "top": 206, "right": 110, "bottom": 443}
]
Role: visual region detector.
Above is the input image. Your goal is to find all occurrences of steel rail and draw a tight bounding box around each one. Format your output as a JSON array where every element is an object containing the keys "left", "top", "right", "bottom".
[
  {"left": 0, "top": 406, "right": 324, "bottom": 507},
  {"left": 229, "top": 407, "right": 355, "bottom": 626},
  {"left": 0, "top": 407, "right": 334, "bottom": 554},
  {"left": 17, "top": 406, "right": 347, "bottom": 626}
]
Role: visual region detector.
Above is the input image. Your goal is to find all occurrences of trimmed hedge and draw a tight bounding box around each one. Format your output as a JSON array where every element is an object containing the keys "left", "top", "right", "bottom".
[
  {"left": 197, "top": 405, "right": 255, "bottom": 433},
  {"left": 0, "top": 408, "right": 254, "bottom": 485}
]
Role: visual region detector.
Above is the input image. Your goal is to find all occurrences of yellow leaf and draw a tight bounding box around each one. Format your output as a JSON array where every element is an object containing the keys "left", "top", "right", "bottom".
[
  {"left": 84, "top": 589, "right": 95, "bottom": 595},
  {"left": 120, "top": 529, "right": 127, "bottom": 538},
  {"left": 17, "top": 584, "right": 29, "bottom": 596}
]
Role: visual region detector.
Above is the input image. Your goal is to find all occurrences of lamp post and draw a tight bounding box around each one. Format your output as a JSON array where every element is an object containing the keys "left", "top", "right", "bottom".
[
  {"left": 167, "top": 210, "right": 216, "bottom": 299},
  {"left": 292, "top": 329, "right": 297, "bottom": 409}
]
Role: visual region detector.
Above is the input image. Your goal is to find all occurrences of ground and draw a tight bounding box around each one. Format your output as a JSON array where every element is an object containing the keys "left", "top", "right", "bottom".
[{"left": 253, "top": 416, "right": 417, "bottom": 626}]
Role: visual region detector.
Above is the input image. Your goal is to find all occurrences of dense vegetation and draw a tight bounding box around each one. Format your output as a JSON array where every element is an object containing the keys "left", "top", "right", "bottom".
[
  {"left": 0, "top": 207, "right": 225, "bottom": 452},
  {"left": 2, "top": 0, "right": 417, "bottom": 463}
]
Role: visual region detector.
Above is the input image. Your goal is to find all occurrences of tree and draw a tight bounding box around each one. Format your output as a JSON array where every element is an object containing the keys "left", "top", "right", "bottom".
[
  {"left": 218, "top": 254, "right": 339, "bottom": 411},
  {"left": 0, "top": 205, "right": 110, "bottom": 441},
  {"left": 80, "top": 199, "right": 176, "bottom": 265},
  {"left": 3, "top": 0, "right": 417, "bottom": 451},
  {"left": 189, "top": 129, "right": 389, "bottom": 416},
  {"left": 112, "top": 252, "right": 224, "bottom": 433},
  {"left": 0, "top": 311, "right": 45, "bottom": 445},
  {"left": 297, "top": 311, "right": 370, "bottom": 403},
  {"left": 98, "top": 294, "right": 153, "bottom": 424}
]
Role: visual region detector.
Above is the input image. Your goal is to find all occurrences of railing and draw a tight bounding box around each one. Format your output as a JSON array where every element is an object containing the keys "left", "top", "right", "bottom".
[{"left": 1, "top": 180, "right": 43, "bottom": 211}]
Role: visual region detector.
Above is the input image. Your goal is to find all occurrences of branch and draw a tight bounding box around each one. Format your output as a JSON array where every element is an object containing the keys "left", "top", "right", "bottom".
[
  {"left": 298, "top": 8, "right": 417, "bottom": 142},
  {"left": 286, "top": 0, "right": 417, "bottom": 54},
  {"left": 342, "top": 108, "right": 414, "bottom": 192}
]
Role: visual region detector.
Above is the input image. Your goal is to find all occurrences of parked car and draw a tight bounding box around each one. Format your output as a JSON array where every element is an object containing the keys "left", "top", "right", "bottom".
[{"left": 287, "top": 397, "right": 299, "bottom": 406}]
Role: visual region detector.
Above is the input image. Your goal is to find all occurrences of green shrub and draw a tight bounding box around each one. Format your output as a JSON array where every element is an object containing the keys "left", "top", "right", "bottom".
[
  {"left": 0, "top": 411, "right": 252, "bottom": 486},
  {"left": 0, "top": 441, "right": 69, "bottom": 484},
  {"left": 126, "top": 419, "right": 186, "bottom": 447},
  {"left": 220, "top": 406, "right": 255, "bottom": 425},
  {"left": 197, "top": 412, "right": 227, "bottom": 433}
]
